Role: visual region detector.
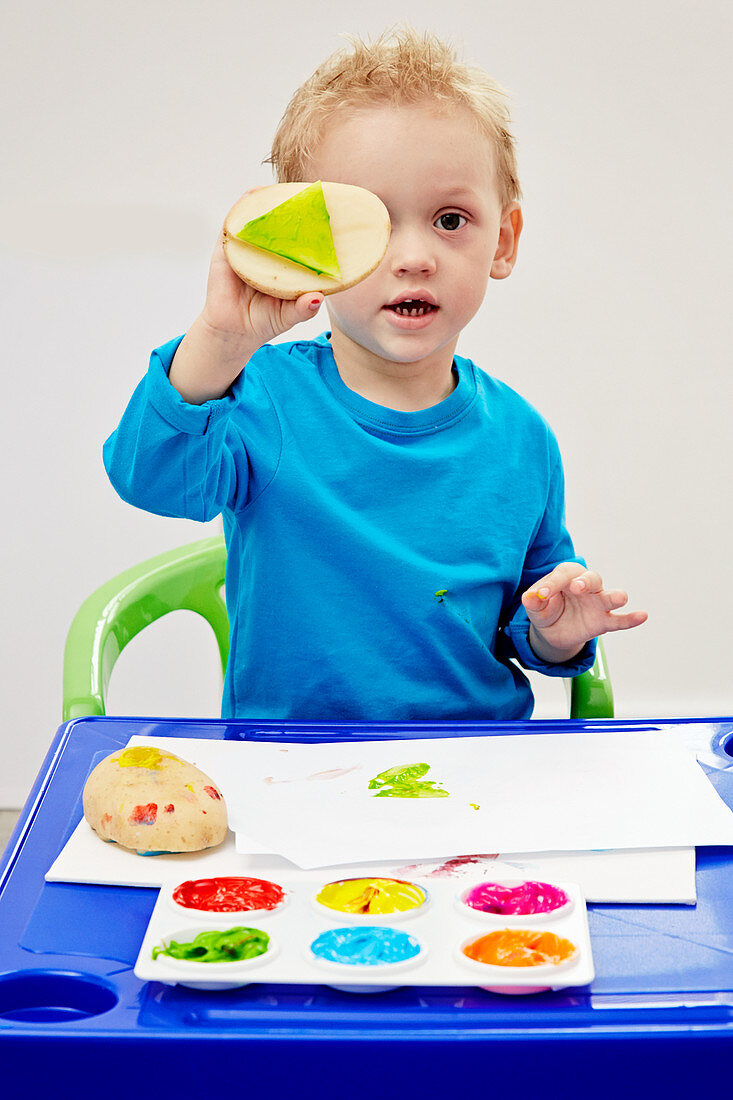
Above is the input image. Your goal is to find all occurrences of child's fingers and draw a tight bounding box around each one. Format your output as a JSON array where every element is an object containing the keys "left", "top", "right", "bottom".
[
  {"left": 601, "top": 589, "right": 648, "bottom": 631},
  {"left": 524, "top": 562, "right": 585, "bottom": 604},
  {"left": 521, "top": 585, "right": 555, "bottom": 610},
  {"left": 601, "top": 588, "right": 630, "bottom": 611},
  {"left": 605, "top": 608, "right": 649, "bottom": 632},
  {"left": 292, "top": 292, "right": 324, "bottom": 322},
  {"left": 567, "top": 569, "right": 603, "bottom": 595},
  {"left": 246, "top": 290, "right": 324, "bottom": 336}
]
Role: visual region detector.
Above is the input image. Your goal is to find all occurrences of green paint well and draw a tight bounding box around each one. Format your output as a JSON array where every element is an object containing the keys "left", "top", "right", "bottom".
[{"left": 153, "top": 926, "right": 270, "bottom": 963}]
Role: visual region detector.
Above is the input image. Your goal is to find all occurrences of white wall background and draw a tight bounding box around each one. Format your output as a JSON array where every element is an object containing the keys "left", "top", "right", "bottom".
[{"left": 1, "top": 0, "right": 731, "bottom": 806}]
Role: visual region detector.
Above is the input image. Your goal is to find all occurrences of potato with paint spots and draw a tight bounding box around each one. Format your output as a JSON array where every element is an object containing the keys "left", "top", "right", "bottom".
[{"left": 83, "top": 746, "right": 228, "bottom": 855}]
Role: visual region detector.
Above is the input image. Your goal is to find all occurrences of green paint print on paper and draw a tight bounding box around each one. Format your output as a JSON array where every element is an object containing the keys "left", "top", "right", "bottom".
[
  {"left": 368, "top": 762, "right": 449, "bottom": 799},
  {"left": 235, "top": 180, "right": 341, "bottom": 278}
]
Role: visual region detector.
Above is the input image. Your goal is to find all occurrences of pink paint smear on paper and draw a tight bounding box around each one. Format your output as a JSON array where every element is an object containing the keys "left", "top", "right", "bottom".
[
  {"left": 264, "top": 765, "right": 361, "bottom": 785},
  {"left": 307, "top": 766, "right": 362, "bottom": 781},
  {"left": 395, "top": 854, "right": 499, "bottom": 878}
]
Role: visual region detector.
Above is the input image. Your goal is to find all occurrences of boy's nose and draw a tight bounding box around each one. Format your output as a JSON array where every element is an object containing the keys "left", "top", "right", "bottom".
[{"left": 389, "top": 229, "right": 438, "bottom": 278}]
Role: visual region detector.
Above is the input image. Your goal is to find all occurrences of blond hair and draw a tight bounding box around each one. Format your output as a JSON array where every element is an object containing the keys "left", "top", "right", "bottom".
[{"left": 266, "top": 26, "right": 521, "bottom": 207}]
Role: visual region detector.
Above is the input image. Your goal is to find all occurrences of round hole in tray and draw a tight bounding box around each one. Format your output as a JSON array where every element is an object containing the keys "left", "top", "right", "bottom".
[
  {"left": 720, "top": 730, "right": 733, "bottom": 759},
  {"left": 0, "top": 970, "right": 118, "bottom": 1023}
]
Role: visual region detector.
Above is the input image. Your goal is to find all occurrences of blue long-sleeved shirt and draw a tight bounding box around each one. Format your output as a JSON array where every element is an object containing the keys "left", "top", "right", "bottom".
[{"left": 103, "top": 332, "right": 595, "bottom": 721}]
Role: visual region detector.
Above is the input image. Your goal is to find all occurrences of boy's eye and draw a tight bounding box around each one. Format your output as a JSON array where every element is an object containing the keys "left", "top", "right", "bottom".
[{"left": 435, "top": 212, "right": 467, "bottom": 231}]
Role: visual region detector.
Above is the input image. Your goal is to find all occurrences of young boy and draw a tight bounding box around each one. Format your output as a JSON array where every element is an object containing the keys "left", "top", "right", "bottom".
[{"left": 104, "top": 28, "right": 646, "bottom": 723}]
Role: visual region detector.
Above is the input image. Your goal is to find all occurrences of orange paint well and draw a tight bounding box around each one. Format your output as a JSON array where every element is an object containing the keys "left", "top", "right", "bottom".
[{"left": 463, "top": 929, "right": 576, "bottom": 968}]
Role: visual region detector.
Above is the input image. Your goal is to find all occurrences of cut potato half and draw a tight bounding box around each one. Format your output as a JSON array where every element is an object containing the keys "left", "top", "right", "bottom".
[
  {"left": 223, "top": 181, "right": 391, "bottom": 299},
  {"left": 83, "top": 746, "right": 228, "bottom": 855}
]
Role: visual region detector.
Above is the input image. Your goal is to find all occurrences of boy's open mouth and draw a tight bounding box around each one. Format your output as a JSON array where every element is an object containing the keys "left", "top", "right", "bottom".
[{"left": 385, "top": 299, "right": 438, "bottom": 317}]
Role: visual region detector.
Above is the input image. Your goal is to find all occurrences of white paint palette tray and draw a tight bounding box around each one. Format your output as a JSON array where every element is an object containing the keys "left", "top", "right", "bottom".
[{"left": 134, "top": 873, "right": 594, "bottom": 994}]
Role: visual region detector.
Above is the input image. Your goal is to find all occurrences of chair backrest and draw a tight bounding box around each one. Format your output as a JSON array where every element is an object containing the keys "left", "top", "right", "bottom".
[
  {"left": 63, "top": 536, "right": 228, "bottom": 721},
  {"left": 63, "top": 537, "right": 613, "bottom": 720}
]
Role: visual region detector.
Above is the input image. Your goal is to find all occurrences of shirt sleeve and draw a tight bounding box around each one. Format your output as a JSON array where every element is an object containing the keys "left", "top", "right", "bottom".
[
  {"left": 501, "top": 438, "right": 597, "bottom": 678},
  {"left": 102, "top": 336, "right": 280, "bottom": 521}
]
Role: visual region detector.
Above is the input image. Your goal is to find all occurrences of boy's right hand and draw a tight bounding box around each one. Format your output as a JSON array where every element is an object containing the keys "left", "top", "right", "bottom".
[
  {"left": 169, "top": 193, "right": 324, "bottom": 405},
  {"left": 201, "top": 233, "right": 324, "bottom": 352}
]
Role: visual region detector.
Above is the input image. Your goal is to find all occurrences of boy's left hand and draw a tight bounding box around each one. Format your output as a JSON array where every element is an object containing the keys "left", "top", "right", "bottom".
[{"left": 521, "top": 562, "right": 648, "bottom": 662}]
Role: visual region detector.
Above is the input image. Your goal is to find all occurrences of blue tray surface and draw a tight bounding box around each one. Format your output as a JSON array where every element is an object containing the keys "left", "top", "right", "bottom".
[{"left": 2, "top": 715, "right": 733, "bottom": 1062}]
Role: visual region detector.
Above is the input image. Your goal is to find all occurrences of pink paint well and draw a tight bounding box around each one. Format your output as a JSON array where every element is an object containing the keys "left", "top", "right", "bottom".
[{"left": 462, "top": 880, "right": 569, "bottom": 916}]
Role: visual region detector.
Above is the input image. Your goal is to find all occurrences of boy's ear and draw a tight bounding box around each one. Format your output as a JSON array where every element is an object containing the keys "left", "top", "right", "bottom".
[{"left": 490, "top": 203, "right": 523, "bottom": 280}]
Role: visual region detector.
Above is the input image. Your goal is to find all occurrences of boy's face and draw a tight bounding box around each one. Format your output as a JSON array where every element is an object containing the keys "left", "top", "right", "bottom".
[{"left": 307, "top": 101, "right": 521, "bottom": 374}]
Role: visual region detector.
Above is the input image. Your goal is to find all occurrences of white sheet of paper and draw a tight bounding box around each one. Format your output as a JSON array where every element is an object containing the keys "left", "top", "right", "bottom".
[
  {"left": 46, "top": 734, "right": 703, "bottom": 901},
  {"left": 46, "top": 820, "right": 696, "bottom": 904},
  {"left": 46, "top": 822, "right": 244, "bottom": 888},
  {"left": 225, "top": 732, "right": 733, "bottom": 867},
  {"left": 116, "top": 731, "right": 733, "bottom": 869}
]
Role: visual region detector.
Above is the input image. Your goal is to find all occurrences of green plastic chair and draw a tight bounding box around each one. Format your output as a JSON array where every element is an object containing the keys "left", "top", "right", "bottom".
[
  {"left": 63, "top": 536, "right": 229, "bottom": 722},
  {"left": 62, "top": 536, "right": 613, "bottom": 721}
]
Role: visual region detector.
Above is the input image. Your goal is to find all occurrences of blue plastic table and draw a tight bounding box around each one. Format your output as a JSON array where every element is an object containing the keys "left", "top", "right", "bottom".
[{"left": 2, "top": 716, "right": 733, "bottom": 1099}]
